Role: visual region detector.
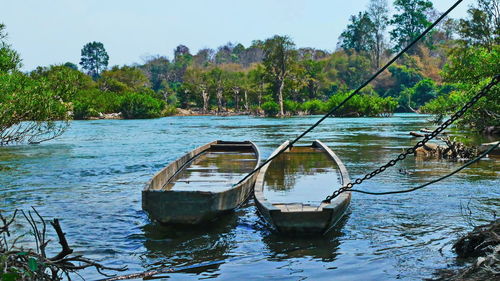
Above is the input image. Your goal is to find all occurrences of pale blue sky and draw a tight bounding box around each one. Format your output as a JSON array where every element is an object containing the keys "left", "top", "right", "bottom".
[{"left": 1, "top": 0, "right": 471, "bottom": 70}]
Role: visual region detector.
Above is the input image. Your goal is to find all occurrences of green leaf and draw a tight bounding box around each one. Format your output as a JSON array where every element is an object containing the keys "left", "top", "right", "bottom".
[
  {"left": 27, "top": 258, "right": 38, "bottom": 272},
  {"left": 1, "top": 272, "right": 20, "bottom": 281},
  {"left": 15, "top": 252, "right": 28, "bottom": 256}
]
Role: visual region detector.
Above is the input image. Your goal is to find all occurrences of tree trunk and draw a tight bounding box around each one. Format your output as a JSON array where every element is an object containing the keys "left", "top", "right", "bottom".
[
  {"left": 216, "top": 89, "right": 223, "bottom": 113},
  {"left": 278, "top": 79, "right": 285, "bottom": 117},
  {"left": 201, "top": 88, "right": 209, "bottom": 113},
  {"left": 244, "top": 90, "right": 249, "bottom": 111},
  {"left": 233, "top": 88, "right": 240, "bottom": 111}
]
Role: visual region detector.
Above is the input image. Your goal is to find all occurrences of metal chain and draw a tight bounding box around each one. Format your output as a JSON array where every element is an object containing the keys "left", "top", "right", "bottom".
[{"left": 323, "top": 75, "right": 500, "bottom": 203}]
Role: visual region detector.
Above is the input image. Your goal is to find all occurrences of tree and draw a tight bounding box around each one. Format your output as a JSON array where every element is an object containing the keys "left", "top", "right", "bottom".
[
  {"left": 63, "top": 62, "right": 78, "bottom": 70},
  {"left": 247, "top": 64, "right": 267, "bottom": 107},
  {"left": 458, "top": 0, "right": 500, "bottom": 50},
  {"left": 0, "top": 73, "right": 72, "bottom": 145},
  {"left": 207, "top": 67, "right": 227, "bottom": 113},
  {"left": 140, "top": 56, "right": 172, "bottom": 93},
  {"left": 184, "top": 66, "right": 211, "bottom": 112},
  {"left": 367, "top": 0, "right": 389, "bottom": 68},
  {"left": 0, "top": 23, "right": 22, "bottom": 73},
  {"left": 172, "top": 44, "right": 192, "bottom": 84},
  {"left": 98, "top": 65, "right": 150, "bottom": 93},
  {"left": 262, "top": 35, "right": 297, "bottom": 116},
  {"left": 79, "top": 41, "right": 109, "bottom": 79},
  {"left": 390, "top": 0, "right": 434, "bottom": 52},
  {"left": 339, "top": 12, "right": 376, "bottom": 54}
]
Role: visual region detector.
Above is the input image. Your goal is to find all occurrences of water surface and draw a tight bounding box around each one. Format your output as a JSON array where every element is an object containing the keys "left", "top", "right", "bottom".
[
  {"left": 264, "top": 146, "right": 341, "bottom": 205},
  {"left": 0, "top": 114, "right": 498, "bottom": 280}
]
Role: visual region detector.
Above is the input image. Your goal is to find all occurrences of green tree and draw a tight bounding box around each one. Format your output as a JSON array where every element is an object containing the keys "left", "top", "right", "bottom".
[
  {"left": 79, "top": 41, "right": 109, "bottom": 79},
  {"left": 63, "top": 62, "right": 78, "bottom": 70},
  {"left": 0, "top": 73, "right": 72, "bottom": 145},
  {"left": 140, "top": 56, "right": 171, "bottom": 92},
  {"left": 247, "top": 64, "right": 267, "bottom": 107},
  {"left": 184, "top": 66, "right": 211, "bottom": 112},
  {"left": 458, "top": 0, "right": 500, "bottom": 50},
  {"left": 30, "top": 65, "right": 94, "bottom": 101},
  {"left": 262, "top": 35, "right": 297, "bottom": 116},
  {"left": 339, "top": 12, "right": 376, "bottom": 54},
  {"left": 0, "top": 23, "right": 22, "bottom": 73},
  {"left": 367, "top": 0, "right": 389, "bottom": 68},
  {"left": 389, "top": 0, "right": 434, "bottom": 52},
  {"left": 98, "top": 65, "right": 150, "bottom": 93}
]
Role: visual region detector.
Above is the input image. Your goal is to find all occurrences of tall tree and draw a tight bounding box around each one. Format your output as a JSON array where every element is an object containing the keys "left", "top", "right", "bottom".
[
  {"left": 79, "top": 41, "right": 109, "bottom": 79},
  {"left": 172, "top": 44, "right": 192, "bottom": 85},
  {"left": 339, "top": 12, "right": 376, "bottom": 54},
  {"left": 389, "top": 0, "right": 434, "bottom": 52},
  {"left": 367, "top": 0, "right": 389, "bottom": 68},
  {"left": 458, "top": 0, "right": 500, "bottom": 50},
  {"left": 262, "top": 35, "right": 297, "bottom": 116},
  {"left": 140, "top": 56, "right": 171, "bottom": 93}
]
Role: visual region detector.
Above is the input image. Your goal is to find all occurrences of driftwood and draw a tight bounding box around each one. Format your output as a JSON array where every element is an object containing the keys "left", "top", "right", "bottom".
[{"left": 409, "top": 130, "right": 479, "bottom": 159}]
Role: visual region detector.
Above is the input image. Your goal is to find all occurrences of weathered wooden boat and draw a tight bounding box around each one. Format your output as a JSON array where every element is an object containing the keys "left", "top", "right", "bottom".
[
  {"left": 143, "top": 140, "right": 260, "bottom": 224},
  {"left": 254, "top": 140, "right": 351, "bottom": 235}
]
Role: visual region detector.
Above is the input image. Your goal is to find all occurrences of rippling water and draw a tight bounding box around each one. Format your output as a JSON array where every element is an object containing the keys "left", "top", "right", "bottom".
[{"left": 0, "top": 114, "right": 498, "bottom": 280}]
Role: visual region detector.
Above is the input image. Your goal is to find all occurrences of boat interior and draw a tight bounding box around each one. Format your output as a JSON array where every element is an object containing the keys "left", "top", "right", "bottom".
[
  {"left": 164, "top": 144, "right": 257, "bottom": 192},
  {"left": 263, "top": 146, "right": 341, "bottom": 211}
]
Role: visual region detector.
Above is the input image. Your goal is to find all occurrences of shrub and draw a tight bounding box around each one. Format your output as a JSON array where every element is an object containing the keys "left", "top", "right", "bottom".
[
  {"left": 261, "top": 101, "right": 280, "bottom": 116},
  {"left": 161, "top": 105, "right": 178, "bottom": 116},
  {"left": 71, "top": 89, "right": 122, "bottom": 119},
  {"left": 284, "top": 100, "right": 301, "bottom": 114},
  {"left": 119, "top": 92, "right": 165, "bottom": 119},
  {"left": 302, "top": 99, "right": 325, "bottom": 114},
  {"left": 73, "top": 101, "right": 100, "bottom": 120}
]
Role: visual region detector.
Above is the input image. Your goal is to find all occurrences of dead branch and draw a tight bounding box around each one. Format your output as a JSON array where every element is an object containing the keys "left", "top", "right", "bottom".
[{"left": 1, "top": 208, "right": 127, "bottom": 280}]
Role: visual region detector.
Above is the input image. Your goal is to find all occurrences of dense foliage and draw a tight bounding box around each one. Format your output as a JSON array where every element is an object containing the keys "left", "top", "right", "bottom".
[{"left": 420, "top": 0, "right": 499, "bottom": 132}]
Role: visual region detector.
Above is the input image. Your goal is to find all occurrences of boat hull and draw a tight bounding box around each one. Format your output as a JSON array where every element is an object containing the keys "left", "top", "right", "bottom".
[
  {"left": 254, "top": 140, "right": 351, "bottom": 235},
  {"left": 143, "top": 140, "right": 260, "bottom": 225}
]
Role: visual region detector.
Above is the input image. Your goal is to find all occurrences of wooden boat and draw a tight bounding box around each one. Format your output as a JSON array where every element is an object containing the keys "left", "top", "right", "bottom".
[
  {"left": 143, "top": 140, "right": 260, "bottom": 224},
  {"left": 254, "top": 140, "right": 350, "bottom": 235}
]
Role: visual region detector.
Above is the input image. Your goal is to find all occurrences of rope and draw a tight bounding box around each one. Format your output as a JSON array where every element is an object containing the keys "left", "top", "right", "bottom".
[
  {"left": 237, "top": 0, "right": 464, "bottom": 185},
  {"left": 347, "top": 141, "right": 499, "bottom": 196}
]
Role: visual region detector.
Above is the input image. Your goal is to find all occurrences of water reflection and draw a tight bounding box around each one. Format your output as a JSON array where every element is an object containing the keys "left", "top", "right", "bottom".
[
  {"left": 262, "top": 214, "right": 349, "bottom": 262},
  {"left": 140, "top": 210, "right": 239, "bottom": 275},
  {"left": 264, "top": 146, "right": 341, "bottom": 204}
]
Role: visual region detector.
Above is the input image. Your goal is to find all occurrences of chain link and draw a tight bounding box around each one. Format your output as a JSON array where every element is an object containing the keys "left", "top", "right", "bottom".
[{"left": 323, "top": 75, "right": 500, "bottom": 203}]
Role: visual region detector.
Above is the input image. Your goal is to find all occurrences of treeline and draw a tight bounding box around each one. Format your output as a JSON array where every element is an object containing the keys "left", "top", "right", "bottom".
[{"left": 1, "top": 0, "right": 499, "bottom": 132}]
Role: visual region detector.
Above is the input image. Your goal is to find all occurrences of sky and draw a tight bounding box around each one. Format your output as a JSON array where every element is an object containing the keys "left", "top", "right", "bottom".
[{"left": 1, "top": 0, "right": 472, "bottom": 71}]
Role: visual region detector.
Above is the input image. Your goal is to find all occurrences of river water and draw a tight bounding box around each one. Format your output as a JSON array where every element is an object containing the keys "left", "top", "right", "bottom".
[{"left": 0, "top": 114, "right": 498, "bottom": 280}]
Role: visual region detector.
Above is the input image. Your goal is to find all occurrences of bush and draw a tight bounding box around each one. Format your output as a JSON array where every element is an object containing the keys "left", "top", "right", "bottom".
[
  {"left": 284, "top": 100, "right": 301, "bottom": 114},
  {"left": 302, "top": 99, "right": 325, "bottom": 114},
  {"left": 261, "top": 101, "right": 280, "bottom": 116},
  {"left": 161, "top": 105, "right": 178, "bottom": 116},
  {"left": 119, "top": 92, "right": 165, "bottom": 119},
  {"left": 71, "top": 89, "right": 122, "bottom": 119},
  {"left": 73, "top": 101, "right": 100, "bottom": 120},
  {"left": 325, "top": 92, "right": 397, "bottom": 117}
]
